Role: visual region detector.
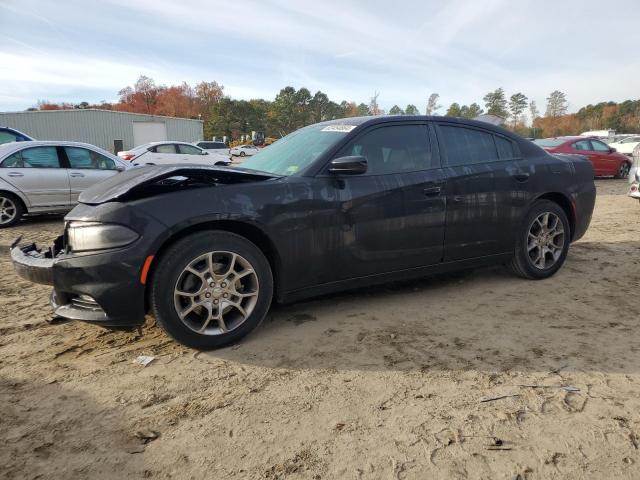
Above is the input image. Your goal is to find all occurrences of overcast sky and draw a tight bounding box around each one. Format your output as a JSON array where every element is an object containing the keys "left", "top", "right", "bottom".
[{"left": 1, "top": 0, "right": 638, "bottom": 113}]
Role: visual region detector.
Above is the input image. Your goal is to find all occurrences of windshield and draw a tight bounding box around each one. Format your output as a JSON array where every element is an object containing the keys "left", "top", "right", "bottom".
[
  {"left": 239, "top": 123, "right": 355, "bottom": 175},
  {"left": 534, "top": 138, "right": 567, "bottom": 147}
]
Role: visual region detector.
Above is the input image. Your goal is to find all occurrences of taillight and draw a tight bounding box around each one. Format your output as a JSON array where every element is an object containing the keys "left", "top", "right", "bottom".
[{"left": 118, "top": 152, "right": 135, "bottom": 161}]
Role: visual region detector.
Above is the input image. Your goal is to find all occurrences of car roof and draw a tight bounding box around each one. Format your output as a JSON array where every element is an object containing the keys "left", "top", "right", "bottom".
[
  {"left": 0, "top": 140, "right": 123, "bottom": 161},
  {"left": 132, "top": 141, "right": 201, "bottom": 151},
  {"left": 539, "top": 136, "right": 594, "bottom": 143},
  {"left": 145, "top": 141, "right": 197, "bottom": 146},
  {"left": 318, "top": 115, "right": 526, "bottom": 141}
]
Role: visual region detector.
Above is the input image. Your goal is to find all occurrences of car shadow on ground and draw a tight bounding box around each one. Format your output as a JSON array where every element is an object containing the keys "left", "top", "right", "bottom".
[{"left": 205, "top": 239, "right": 640, "bottom": 376}]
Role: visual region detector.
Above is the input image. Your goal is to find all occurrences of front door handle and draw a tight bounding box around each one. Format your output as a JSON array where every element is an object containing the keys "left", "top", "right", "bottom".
[
  {"left": 512, "top": 173, "right": 530, "bottom": 182},
  {"left": 70, "top": 172, "right": 85, "bottom": 177},
  {"left": 7, "top": 172, "right": 24, "bottom": 177},
  {"left": 423, "top": 186, "right": 441, "bottom": 196}
]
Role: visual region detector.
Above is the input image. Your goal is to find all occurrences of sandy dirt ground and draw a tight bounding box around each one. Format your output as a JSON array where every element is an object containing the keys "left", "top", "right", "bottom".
[{"left": 1, "top": 179, "right": 639, "bottom": 480}]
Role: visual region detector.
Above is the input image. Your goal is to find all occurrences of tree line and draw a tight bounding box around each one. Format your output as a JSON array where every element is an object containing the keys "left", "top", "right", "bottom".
[{"left": 32, "top": 76, "right": 640, "bottom": 141}]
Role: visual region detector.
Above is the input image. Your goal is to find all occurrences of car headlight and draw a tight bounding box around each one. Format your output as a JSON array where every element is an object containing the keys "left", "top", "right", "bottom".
[{"left": 67, "top": 222, "right": 139, "bottom": 252}]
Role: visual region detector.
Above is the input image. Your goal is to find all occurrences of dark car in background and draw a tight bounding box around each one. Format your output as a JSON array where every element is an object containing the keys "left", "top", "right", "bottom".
[
  {"left": 534, "top": 136, "right": 631, "bottom": 178},
  {"left": 0, "top": 127, "right": 34, "bottom": 145},
  {"left": 11, "top": 116, "right": 596, "bottom": 349}
]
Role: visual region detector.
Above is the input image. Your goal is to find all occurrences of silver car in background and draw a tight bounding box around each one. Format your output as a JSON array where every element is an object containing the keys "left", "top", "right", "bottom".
[{"left": 0, "top": 141, "right": 128, "bottom": 227}]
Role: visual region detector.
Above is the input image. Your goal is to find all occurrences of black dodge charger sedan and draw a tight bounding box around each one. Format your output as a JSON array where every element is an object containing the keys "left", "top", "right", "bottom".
[{"left": 11, "top": 116, "right": 596, "bottom": 349}]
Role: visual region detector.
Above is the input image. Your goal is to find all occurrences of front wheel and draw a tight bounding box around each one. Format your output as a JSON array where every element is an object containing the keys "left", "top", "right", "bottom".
[
  {"left": 509, "top": 200, "right": 570, "bottom": 280},
  {"left": 616, "top": 161, "right": 631, "bottom": 179},
  {"left": 239, "top": 151, "right": 246, "bottom": 157},
  {"left": 150, "top": 231, "right": 273, "bottom": 349}
]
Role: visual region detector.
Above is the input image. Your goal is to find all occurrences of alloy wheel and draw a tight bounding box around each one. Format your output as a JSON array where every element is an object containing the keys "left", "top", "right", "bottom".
[
  {"left": 527, "top": 212, "right": 565, "bottom": 270},
  {"left": 0, "top": 196, "right": 17, "bottom": 225},
  {"left": 173, "top": 251, "right": 259, "bottom": 335}
]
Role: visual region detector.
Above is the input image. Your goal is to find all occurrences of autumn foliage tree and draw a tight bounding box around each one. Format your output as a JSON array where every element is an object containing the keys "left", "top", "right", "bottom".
[{"left": 28, "top": 76, "right": 640, "bottom": 142}]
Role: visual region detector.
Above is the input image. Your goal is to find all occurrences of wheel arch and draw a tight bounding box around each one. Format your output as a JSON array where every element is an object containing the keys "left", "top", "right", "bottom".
[
  {"left": 144, "top": 220, "right": 282, "bottom": 310},
  {"left": 534, "top": 192, "right": 575, "bottom": 240},
  {"left": 0, "top": 189, "right": 29, "bottom": 213}
]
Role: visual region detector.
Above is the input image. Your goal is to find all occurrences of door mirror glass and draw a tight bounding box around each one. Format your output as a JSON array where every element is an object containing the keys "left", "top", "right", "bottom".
[{"left": 328, "top": 156, "right": 368, "bottom": 175}]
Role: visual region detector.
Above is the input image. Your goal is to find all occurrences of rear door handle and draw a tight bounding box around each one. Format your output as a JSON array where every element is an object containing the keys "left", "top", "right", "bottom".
[
  {"left": 8, "top": 172, "right": 24, "bottom": 177},
  {"left": 512, "top": 173, "right": 530, "bottom": 182},
  {"left": 70, "top": 172, "right": 85, "bottom": 177},
  {"left": 423, "top": 186, "right": 441, "bottom": 196}
]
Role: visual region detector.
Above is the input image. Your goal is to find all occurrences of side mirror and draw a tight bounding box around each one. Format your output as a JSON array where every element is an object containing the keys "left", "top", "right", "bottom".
[
  {"left": 328, "top": 156, "right": 367, "bottom": 175},
  {"left": 202, "top": 151, "right": 209, "bottom": 155},
  {"left": 609, "top": 147, "right": 617, "bottom": 153},
  {"left": 116, "top": 165, "right": 126, "bottom": 172}
]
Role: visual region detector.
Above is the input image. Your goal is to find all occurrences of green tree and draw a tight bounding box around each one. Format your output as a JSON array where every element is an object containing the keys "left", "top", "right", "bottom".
[
  {"left": 356, "top": 103, "right": 369, "bottom": 116},
  {"left": 405, "top": 104, "right": 419, "bottom": 115},
  {"left": 483, "top": 88, "right": 508, "bottom": 118},
  {"left": 446, "top": 103, "right": 462, "bottom": 117},
  {"left": 509, "top": 92, "right": 528, "bottom": 127},
  {"left": 389, "top": 105, "right": 404, "bottom": 115},
  {"left": 465, "top": 103, "right": 483, "bottom": 118}
]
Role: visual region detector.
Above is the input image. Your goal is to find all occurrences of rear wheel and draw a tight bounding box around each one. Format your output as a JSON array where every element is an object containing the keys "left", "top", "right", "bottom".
[
  {"left": 509, "top": 200, "right": 570, "bottom": 280},
  {"left": 239, "top": 151, "right": 246, "bottom": 157},
  {"left": 0, "top": 192, "right": 24, "bottom": 228},
  {"left": 150, "top": 231, "right": 273, "bottom": 349},
  {"left": 616, "top": 161, "right": 631, "bottom": 179}
]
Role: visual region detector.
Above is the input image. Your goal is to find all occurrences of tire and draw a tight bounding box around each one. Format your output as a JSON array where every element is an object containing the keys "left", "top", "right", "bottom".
[
  {"left": 509, "top": 200, "right": 570, "bottom": 280},
  {"left": 150, "top": 231, "right": 273, "bottom": 349},
  {"left": 0, "top": 192, "right": 25, "bottom": 228},
  {"left": 239, "top": 151, "right": 246, "bottom": 157},
  {"left": 615, "top": 161, "right": 631, "bottom": 179}
]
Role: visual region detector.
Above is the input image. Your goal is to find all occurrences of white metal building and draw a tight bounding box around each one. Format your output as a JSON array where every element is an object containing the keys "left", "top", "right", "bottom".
[{"left": 0, "top": 109, "right": 204, "bottom": 153}]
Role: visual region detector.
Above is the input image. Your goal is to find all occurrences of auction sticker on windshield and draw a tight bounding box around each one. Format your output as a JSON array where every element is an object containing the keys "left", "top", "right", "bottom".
[{"left": 321, "top": 125, "right": 357, "bottom": 132}]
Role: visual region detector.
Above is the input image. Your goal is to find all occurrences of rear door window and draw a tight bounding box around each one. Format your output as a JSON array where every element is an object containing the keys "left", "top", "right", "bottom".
[
  {"left": 177, "top": 144, "right": 202, "bottom": 155},
  {"left": 591, "top": 140, "right": 610, "bottom": 152},
  {"left": 20, "top": 147, "right": 60, "bottom": 168},
  {"left": 439, "top": 125, "right": 498, "bottom": 166},
  {"left": 1, "top": 151, "right": 23, "bottom": 167},
  {"left": 334, "top": 124, "right": 434, "bottom": 175},
  {"left": 155, "top": 144, "right": 177, "bottom": 154},
  {"left": 0, "top": 130, "right": 19, "bottom": 144},
  {"left": 65, "top": 147, "right": 117, "bottom": 170},
  {"left": 572, "top": 140, "right": 592, "bottom": 151}
]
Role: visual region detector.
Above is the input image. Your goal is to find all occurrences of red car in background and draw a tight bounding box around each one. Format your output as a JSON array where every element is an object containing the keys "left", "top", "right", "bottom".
[{"left": 534, "top": 136, "right": 632, "bottom": 178}]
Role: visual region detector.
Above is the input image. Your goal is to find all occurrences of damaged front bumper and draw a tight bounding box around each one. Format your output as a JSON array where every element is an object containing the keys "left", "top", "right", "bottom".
[
  {"left": 10, "top": 235, "right": 147, "bottom": 327},
  {"left": 11, "top": 238, "right": 59, "bottom": 286}
]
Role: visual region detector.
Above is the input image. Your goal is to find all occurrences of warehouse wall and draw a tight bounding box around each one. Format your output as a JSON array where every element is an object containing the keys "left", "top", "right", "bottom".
[{"left": 0, "top": 109, "right": 204, "bottom": 153}]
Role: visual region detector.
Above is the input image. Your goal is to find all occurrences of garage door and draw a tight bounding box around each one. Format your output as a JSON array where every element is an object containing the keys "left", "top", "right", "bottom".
[{"left": 133, "top": 122, "right": 167, "bottom": 147}]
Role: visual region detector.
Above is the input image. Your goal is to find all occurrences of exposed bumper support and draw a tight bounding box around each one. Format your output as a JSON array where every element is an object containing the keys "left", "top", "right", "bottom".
[{"left": 10, "top": 237, "right": 146, "bottom": 327}]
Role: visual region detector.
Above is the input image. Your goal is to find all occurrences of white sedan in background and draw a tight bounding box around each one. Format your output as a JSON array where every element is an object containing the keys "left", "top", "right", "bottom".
[
  {"left": 609, "top": 135, "right": 640, "bottom": 157},
  {"left": 230, "top": 144, "right": 259, "bottom": 157},
  {"left": 0, "top": 141, "right": 128, "bottom": 227},
  {"left": 118, "top": 141, "right": 231, "bottom": 166},
  {"left": 193, "top": 141, "right": 230, "bottom": 155}
]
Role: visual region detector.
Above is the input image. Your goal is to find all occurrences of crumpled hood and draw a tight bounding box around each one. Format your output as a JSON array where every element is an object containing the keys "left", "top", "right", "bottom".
[{"left": 78, "top": 164, "right": 280, "bottom": 204}]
